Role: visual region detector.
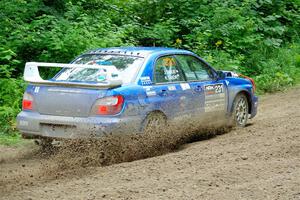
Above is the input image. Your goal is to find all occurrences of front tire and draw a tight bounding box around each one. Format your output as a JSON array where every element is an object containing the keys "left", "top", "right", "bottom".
[{"left": 232, "top": 94, "right": 249, "bottom": 127}]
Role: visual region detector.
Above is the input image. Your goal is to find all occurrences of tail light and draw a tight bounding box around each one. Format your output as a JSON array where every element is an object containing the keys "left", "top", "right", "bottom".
[
  {"left": 239, "top": 74, "right": 256, "bottom": 93},
  {"left": 22, "top": 92, "right": 34, "bottom": 110},
  {"left": 92, "top": 95, "right": 124, "bottom": 115}
]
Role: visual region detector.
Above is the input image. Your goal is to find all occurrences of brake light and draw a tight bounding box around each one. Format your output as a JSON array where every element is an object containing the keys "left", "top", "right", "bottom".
[
  {"left": 22, "top": 92, "right": 33, "bottom": 110},
  {"left": 94, "top": 95, "right": 124, "bottom": 115}
]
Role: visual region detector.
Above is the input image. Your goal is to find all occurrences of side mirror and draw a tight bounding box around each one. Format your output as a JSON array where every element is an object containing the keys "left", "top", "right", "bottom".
[
  {"left": 216, "top": 70, "right": 240, "bottom": 79},
  {"left": 216, "top": 70, "right": 226, "bottom": 79}
]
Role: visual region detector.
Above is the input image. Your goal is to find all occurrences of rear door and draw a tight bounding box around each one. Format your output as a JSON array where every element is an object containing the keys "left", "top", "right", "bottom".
[{"left": 151, "top": 55, "right": 189, "bottom": 118}]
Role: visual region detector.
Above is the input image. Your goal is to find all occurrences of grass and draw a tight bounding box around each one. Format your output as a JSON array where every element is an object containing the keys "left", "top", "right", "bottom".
[{"left": 0, "top": 133, "right": 24, "bottom": 146}]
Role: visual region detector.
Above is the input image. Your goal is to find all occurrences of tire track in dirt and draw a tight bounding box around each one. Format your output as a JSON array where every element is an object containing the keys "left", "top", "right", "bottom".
[{"left": 1, "top": 86, "right": 300, "bottom": 200}]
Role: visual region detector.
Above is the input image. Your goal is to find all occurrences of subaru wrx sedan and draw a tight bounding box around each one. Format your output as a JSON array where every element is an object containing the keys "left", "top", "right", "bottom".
[{"left": 17, "top": 47, "right": 258, "bottom": 142}]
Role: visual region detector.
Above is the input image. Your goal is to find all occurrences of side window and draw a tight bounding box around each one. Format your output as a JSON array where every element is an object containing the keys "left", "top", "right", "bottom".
[
  {"left": 175, "top": 55, "right": 197, "bottom": 81},
  {"left": 176, "top": 55, "right": 214, "bottom": 81},
  {"left": 154, "top": 56, "right": 185, "bottom": 83},
  {"left": 189, "top": 57, "right": 214, "bottom": 81}
]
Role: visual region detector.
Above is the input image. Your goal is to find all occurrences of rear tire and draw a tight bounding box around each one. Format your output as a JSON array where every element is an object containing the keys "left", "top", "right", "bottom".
[
  {"left": 231, "top": 94, "right": 249, "bottom": 127},
  {"left": 35, "top": 138, "right": 56, "bottom": 153},
  {"left": 143, "top": 112, "right": 167, "bottom": 134}
]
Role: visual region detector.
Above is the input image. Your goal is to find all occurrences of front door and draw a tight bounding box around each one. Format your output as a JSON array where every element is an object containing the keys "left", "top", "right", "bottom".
[{"left": 174, "top": 55, "right": 227, "bottom": 120}]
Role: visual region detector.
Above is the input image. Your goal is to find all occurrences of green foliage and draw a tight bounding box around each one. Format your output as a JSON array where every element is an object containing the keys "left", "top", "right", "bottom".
[
  {"left": 0, "top": 48, "right": 21, "bottom": 78},
  {"left": 0, "top": 84, "right": 25, "bottom": 145},
  {"left": 254, "top": 44, "right": 300, "bottom": 93},
  {"left": 0, "top": 0, "right": 300, "bottom": 138},
  {"left": 0, "top": 133, "right": 23, "bottom": 146},
  {"left": 0, "top": 48, "right": 25, "bottom": 135}
]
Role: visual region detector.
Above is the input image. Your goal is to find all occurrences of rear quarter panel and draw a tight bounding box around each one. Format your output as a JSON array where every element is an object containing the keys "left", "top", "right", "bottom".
[{"left": 112, "top": 85, "right": 148, "bottom": 118}]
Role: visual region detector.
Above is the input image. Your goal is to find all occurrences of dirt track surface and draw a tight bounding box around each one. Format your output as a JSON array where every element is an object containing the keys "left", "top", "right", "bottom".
[{"left": 1, "top": 87, "right": 300, "bottom": 200}]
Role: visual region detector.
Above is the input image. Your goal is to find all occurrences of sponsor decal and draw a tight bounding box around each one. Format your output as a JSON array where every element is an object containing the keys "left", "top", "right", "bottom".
[
  {"left": 34, "top": 86, "right": 40, "bottom": 93},
  {"left": 160, "top": 57, "right": 180, "bottom": 81},
  {"left": 140, "top": 76, "right": 152, "bottom": 85},
  {"left": 180, "top": 83, "right": 191, "bottom": 90},
  {"left": 47, "top": 88, "right": 83, "bottom": 93},
  {"left": 143, "top": 86, "right": 156, "bottom": 96},
  {"left": 204, "top": 99, "right": 226, "bottom": 112},
  {"left": 168, "top": 85, "right": 176, "bottom": 91},
  {"left": 204, "top": 84, "right": 223, "bottom": 95},
  {"left": 143, "top": 86, "right": 153, "bottom": 90},
  {"left": 19, "top": 120, "right": 29, "bottom": 126},
  {"left": 97, "top": 75, "right": 106, "bottom": 81},
  {"left": 96, "top": 68, "right": 107, "bottom": 81},
  {"left": 204, "top": 83, "right": 225, "bottom": 112},
  {"left": 146, "top": 91, "right": 156, "bottom": 96},
  {"left": 164, "top": 69, "right": 180, "bottom": 81}
]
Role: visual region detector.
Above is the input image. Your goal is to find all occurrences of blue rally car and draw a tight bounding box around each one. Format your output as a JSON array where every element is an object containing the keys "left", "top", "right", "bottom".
[{"left": 17, "top": 47, "right": 258, "bottom": 142}]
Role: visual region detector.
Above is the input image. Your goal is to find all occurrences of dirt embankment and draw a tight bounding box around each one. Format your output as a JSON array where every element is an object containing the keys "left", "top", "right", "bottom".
[{"left": 0, "top": 87, "right": 300, "bottom": 200}]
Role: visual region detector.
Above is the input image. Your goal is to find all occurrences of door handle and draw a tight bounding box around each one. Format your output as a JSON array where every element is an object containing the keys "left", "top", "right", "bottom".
[{"left": 159, "top": 89, "right": 168, "bottom": 96}]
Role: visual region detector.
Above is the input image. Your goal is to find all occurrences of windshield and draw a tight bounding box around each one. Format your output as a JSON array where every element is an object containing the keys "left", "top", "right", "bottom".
[{"left": 54, "top": 54, "right": 144, "bottom": 84}]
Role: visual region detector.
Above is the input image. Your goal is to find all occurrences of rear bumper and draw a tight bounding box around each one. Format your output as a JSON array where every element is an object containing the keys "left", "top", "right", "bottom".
[
  {"left": 249, "top": 95, "right": 258, "bottom": 119},
  {"left": 17, "top": 111, "right": 143, "bottom": 139}
]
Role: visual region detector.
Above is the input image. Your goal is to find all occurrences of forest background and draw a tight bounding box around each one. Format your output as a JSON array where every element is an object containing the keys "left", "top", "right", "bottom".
[{"left": 0, "top": 0, "right": 299, "bottom": 142}]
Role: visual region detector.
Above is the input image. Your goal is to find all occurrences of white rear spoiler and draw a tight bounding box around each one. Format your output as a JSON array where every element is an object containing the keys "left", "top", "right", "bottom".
[{"left": 24, "top": 62, "right": 123, "bottom": 88}]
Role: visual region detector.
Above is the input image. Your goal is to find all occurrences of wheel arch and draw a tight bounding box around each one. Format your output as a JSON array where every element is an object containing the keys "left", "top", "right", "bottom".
[
  {"left": 233, "top": 90, "right": 252, "bottom": 114},
  {"left": 144, "top": 110, "right": 167, "bottom": 121},
  {"left": 140, "top": 110, "right": 168, "bottom": 131}
]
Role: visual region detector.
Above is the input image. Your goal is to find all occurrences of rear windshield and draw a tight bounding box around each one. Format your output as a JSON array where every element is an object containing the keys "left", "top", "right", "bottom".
[{"left": 54, "top": 54, "right": 144, "bottom": 84}]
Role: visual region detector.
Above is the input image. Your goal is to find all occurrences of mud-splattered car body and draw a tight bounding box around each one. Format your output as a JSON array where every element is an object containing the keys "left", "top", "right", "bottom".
[{"left": 17, "top": 47, "right": 258, "bottom": 139}]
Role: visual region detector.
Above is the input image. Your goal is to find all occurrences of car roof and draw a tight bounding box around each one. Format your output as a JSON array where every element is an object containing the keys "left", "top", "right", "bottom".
[{"left": 85, "top": 47, "right": 193, "bottom": 57}]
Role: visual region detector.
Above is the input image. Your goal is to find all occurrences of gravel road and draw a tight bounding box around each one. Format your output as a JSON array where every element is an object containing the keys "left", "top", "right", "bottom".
[{"left": 0, "top": 87, "right": 299, "bottom": 200}]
